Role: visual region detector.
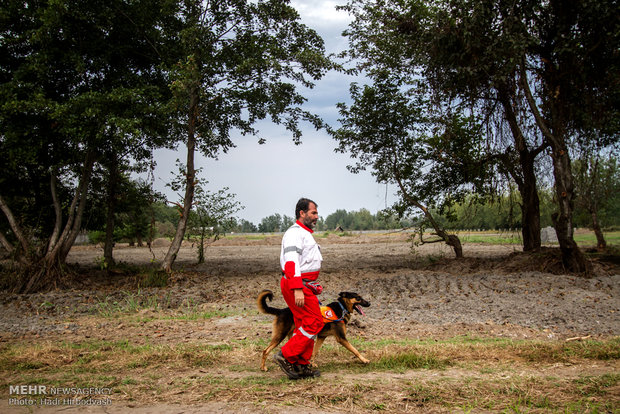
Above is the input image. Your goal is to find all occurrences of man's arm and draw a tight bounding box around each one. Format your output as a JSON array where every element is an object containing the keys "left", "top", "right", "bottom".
[{"left": 282, "top": 231, "right": 304, "bottom": 307}]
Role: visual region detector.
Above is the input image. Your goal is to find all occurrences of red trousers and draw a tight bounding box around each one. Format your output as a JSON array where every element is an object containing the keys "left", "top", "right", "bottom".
[{"left": 280, "top": 277, "right": 324, "bottom": 365}]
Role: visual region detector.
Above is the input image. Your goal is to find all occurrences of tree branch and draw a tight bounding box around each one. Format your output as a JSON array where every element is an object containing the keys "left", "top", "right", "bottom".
[
  {"left": 519, "top": 61, "right": 555, "bottom": 144},
  {"left": 532, "top": 141, "right": 549, "bottom": 158},
  {"left": 48, "top": 151, "right": 95, "bottom": 260},
  {"left": 59, "top": 152, "right": 96, "bottom": 261},
  {"left": 0, "top": 194, "right": 30, "bottom": 254},
  {"left": 391, "top": 156, "right": 445, "bottom": 238},
  {"left": 0, "top": 230, "right": 15, "bottom": 255},
  {"left": 46, "top": 169, "right": 63, "bottom": 254}
]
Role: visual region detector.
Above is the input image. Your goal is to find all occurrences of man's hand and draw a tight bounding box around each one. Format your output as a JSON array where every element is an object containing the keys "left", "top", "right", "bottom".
[{"left": 294, "top": 289, "right": 304, "bottom": 307}]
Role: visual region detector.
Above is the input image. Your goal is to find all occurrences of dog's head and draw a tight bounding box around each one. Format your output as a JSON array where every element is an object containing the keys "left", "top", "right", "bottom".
[{"left": 338, "top": 292, "right": 371, "bottom": 316}]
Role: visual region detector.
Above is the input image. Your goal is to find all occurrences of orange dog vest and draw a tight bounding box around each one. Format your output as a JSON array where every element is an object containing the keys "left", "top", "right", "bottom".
[{"left": 320, "top": 305, "right": 343, "bottom": 323}]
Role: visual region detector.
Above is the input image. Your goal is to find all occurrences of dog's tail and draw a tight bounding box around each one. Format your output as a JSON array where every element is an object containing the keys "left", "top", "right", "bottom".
[{"left": 257, "top": 290, "right": 284, "bottom": 316}]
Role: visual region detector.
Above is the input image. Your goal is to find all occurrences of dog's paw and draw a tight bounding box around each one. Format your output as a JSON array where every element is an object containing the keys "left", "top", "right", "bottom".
[{"left": 360, "top": 357, "right": 370, "bottom": 364}]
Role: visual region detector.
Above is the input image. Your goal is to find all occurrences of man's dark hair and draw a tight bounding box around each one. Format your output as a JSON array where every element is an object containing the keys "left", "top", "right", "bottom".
[{"left": 295, "top": 198, "right": 317, "bottom": 219}]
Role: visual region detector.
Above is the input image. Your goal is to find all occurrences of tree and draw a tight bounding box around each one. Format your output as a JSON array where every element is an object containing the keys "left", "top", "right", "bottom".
[
  {"left": 259, "top": 214, "right": 284, "bottom": 233},
  {"left": 281, "top": 215, "right": 295, "bottom": 230},
  {"left": 341, "top": 0, "right": 619, "bottom": 271},
  {"left": 573, "top": 151, "right": 619, "bottom": 249},
  {"left": 118, "top": 179, "right": 161, "bottom": 248},
  {"left": 236, "top": 219, "right": 258, "bottom": 233},
  {"left": 0, "top": 0, "right": 177, "bottom": 292},
  {"left": 191, "top": 186, "right": 243, "bottom": 264},
  {"left": 342, "top": 0, "right": 550, "bottom": 251},
  {"left": 325, "top": 209, "right": 352, "bottom": 230},
  {"left": 333, "top": 75, "right": 488, "bottom": 257},
  {"left": 167, "top": 160, "right": 243, "bottom": 263},
  {"left": 160, "top": 0, "right": 332, "bottom": 272}
]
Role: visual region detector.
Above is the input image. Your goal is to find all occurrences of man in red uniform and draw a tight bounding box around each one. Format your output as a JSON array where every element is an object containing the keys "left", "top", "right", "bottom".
[{"left": 273, "top": 198, "right": 324, "bottom": 379}]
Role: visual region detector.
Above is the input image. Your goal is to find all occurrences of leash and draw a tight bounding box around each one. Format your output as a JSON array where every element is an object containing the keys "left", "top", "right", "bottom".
[
  {"left": 333, "top": 300, "right": 349, "bottom": 323},
  {"left": 281, "top": 272, "right": 347, "bottom": 323}
]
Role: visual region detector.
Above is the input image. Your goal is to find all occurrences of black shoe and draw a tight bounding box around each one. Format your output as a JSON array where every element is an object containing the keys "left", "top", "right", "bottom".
[
  {"left": 273, "top": 351, "right": 300, "bottom": 380},
  {"left": 296, "top": 364, "right": 321, "bottom": 378}
]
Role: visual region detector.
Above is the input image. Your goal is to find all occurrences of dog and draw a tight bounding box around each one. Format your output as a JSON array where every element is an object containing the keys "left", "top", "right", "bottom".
[{"left": 257, "top": 290, "right": 371, "bottom": 371}]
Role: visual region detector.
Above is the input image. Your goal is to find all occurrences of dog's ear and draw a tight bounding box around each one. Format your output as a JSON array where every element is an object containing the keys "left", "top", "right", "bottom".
[{"left": 338, "top": 292, "right": 353, "bottom": 298}]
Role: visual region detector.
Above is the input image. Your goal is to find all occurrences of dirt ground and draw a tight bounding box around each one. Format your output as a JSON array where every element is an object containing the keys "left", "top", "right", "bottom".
[{"left": 1, "top": 232, "right": 619, "bottom": 413}]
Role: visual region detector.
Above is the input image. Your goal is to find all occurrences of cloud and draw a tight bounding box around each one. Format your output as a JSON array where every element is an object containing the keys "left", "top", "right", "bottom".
[
  {"left": 292, "top": 0, "right": 351, "bottom": 26},
  {"left": 291, "top": 0, "right": 352, "bottom": 53}
]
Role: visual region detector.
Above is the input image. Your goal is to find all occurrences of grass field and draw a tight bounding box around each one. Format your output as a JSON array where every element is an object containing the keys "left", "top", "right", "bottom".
[
  {"left": 436, "top": 230, "right": 619, "bottom": 247},
  {"left": 1, "top": 331, "right": 618, "bottom": 412}
]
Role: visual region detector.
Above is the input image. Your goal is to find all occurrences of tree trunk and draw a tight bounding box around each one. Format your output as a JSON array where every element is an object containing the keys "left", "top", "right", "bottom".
[
  {"left": 58, "top": 153, "right": 95, "bottom": 264},
  {"left": 162, "top": 87, "right": 199, "bottom": 273},
  {"left": 444, "top": 234, "right": 463, "bottom": 258},
  {"left": 590, "top": 210, "right": 606, "bottom": 249},
  {"left": 0, "top": 194, "right": 30, "bottom": 256},
  {"left": 520, "top": 64, "right": 589, "bottom": 273},
  {"left": 519, "top": 164, "right": 542, "bottom": 252},
  {"left": 197, "top": 228, "right": 206, "bottom": 264},
  {"left": 19, "top": 152, "right": 96, "bottom": 293},
  {"left": 498, "top": 86, "right": 542, "bottom": 252},
  {"left": 549, "top": 142, "right": 589, "bottom": 273},
  {"left": 46, "top": 170, "right": 63, "bottom": 255},
  {"left": 393, "top": 170, "right": 463, "bottom": 258},
  {"left": 103, "top": 159, "right": 119, "bottom": 266}
]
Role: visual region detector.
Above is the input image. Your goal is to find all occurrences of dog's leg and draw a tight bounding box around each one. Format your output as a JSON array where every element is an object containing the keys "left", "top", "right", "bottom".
[
  {"left": 310, "top": 336, "right": 326, "bottom": 367},
  {"left": 335, "top": 336, "right": 370, "bottom": 364},
  {"left": 260, "top": 322, "right": 291, "bottom": 371},
  {"left": 261, "top": 340, "right": 282, "bottom": 371}
]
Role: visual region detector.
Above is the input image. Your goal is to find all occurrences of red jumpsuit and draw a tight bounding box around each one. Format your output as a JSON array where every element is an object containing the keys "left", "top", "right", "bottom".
[{"left": 279, "top": 221, "right": 324, "bottom": 366}]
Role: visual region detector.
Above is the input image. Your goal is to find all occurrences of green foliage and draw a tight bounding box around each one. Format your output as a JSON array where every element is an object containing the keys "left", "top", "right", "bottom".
[
  {"left": 236, "top": 219, "right": 258, "bottom": 233},
  {"left": 152, "top": 202, "right": 180, "bottom": 238},
  {"left": 331, "top": 70, "right": 486, "bottom": 256},
  {"left": 257, "top": 213, "right": 295, "bottom": 233},
  {"left": 85, "top": 177, "right": 164, "bottom": 245},
  {"left": 88, "top": 231, "right": 106, "bottom": 245},
  {"left": 323, "top": 208, "right": 410, "bottom": 231},
  {"left": 168, "top": 0, "right": 332, "bottom": 156},
  {"left": 0, "top": 0, "right": 178, "bottom": 281},
  {"left": 339, "top": 0, "right": 618, "bottom": 264},
  {"left": 168, "top": 161, "right": 243, "bottom": 263},
  {"left": 573, "top": 154, "right": 620, "bottom": 229}
]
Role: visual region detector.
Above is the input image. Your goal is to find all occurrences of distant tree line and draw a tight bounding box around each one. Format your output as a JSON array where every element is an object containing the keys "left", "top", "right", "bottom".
[{"left": 127, "top": 176, "right": 620, "bottom": 236}]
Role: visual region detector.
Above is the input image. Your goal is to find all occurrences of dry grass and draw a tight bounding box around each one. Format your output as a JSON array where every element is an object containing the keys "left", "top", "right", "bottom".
[{"left": 2, "top": 335, "right": 618, "bottom": 412}]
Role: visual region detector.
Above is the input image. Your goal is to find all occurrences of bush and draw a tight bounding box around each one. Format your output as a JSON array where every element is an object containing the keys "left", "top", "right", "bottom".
[{"left": 88, "top": 230, "right": 106, "bottom": 245}]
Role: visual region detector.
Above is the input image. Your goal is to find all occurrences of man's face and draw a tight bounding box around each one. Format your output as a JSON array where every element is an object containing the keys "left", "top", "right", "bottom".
[{"left": 299, "top": 202, "right": 319, "bottom": 229}]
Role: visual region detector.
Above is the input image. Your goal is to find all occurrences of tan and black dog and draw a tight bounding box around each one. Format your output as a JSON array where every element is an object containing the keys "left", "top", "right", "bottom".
[{"left": 257, "top": 290, "right": 371, "bottom": 371}]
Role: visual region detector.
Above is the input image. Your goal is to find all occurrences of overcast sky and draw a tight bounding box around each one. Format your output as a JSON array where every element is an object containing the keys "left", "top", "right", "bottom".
[{"left": 150, "top": 0, "right": 396, "bottom": 225}]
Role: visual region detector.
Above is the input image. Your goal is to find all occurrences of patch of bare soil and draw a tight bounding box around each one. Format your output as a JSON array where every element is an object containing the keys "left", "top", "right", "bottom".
[
  {"left": 1, "top": 233, "right": 619, "bottom": 413},
  {"left": 2, "top": 235, "right": 619, "bottom": 341}
]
